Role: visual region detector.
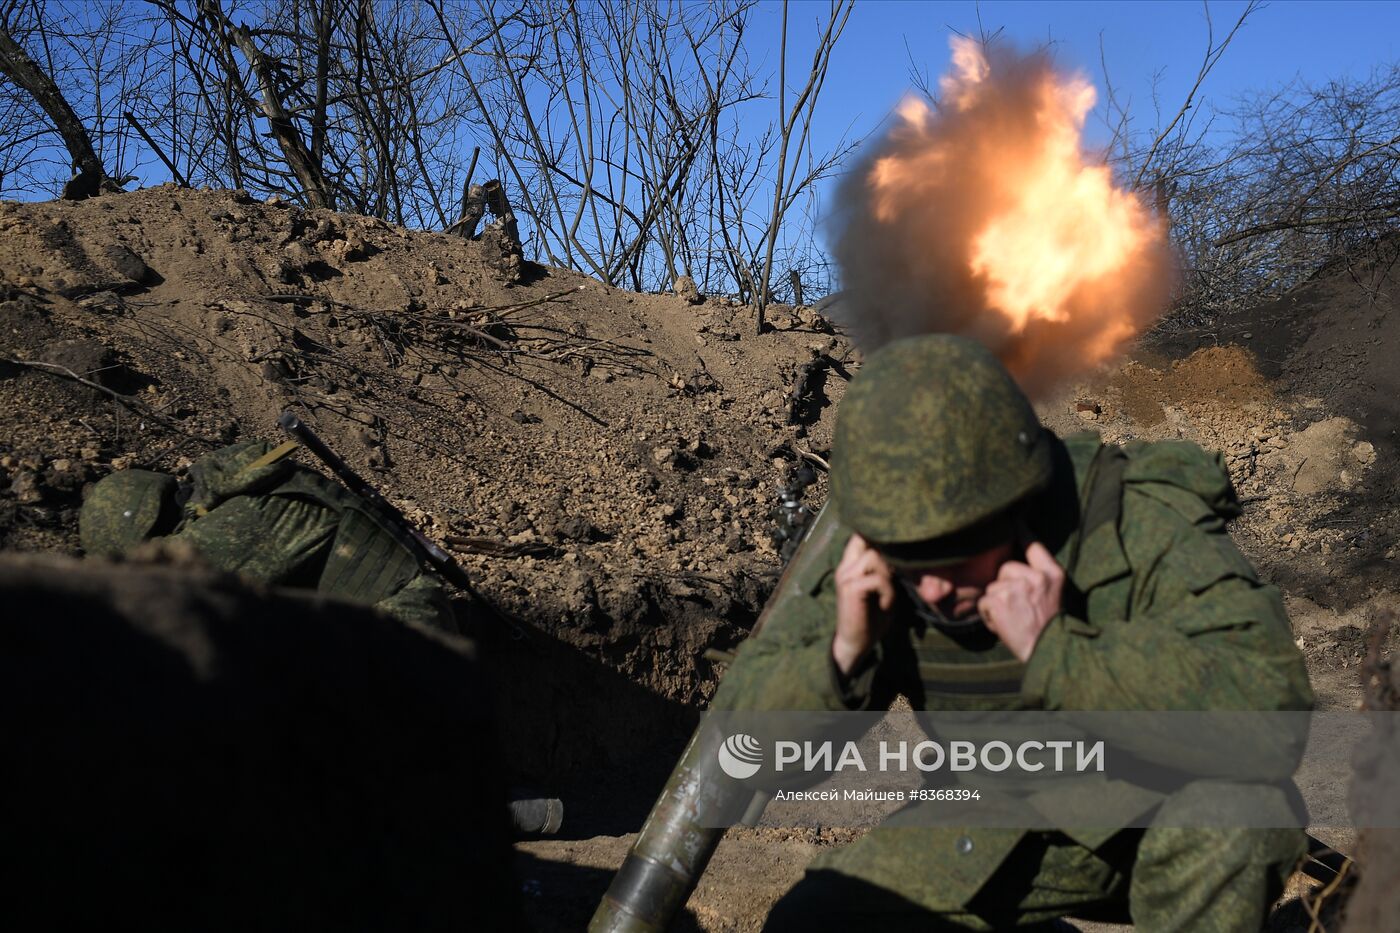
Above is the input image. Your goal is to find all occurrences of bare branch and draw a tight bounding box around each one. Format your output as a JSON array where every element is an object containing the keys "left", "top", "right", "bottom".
[{"left": 1131, "top": 0, "right": 1259, "bottom": 191}]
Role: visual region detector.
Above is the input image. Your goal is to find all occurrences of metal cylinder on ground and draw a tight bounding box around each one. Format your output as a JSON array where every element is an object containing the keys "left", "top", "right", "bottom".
[{"left": 508, "top": 794, "right": 564, "bottom": 836}]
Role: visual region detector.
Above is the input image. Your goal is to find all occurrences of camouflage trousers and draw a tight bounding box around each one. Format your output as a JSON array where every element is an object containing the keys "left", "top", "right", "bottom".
[{"left": 764, "top": 825, "right": 1304, "bottom": 932}]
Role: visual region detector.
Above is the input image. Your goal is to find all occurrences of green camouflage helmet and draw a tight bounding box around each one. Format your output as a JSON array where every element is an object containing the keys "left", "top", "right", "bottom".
[
  {"left": 830, "top": 334, "right": 1052, "bottom": 564},
  {"left": 80, "top": 469, "right": 181, "bottom": 557}
]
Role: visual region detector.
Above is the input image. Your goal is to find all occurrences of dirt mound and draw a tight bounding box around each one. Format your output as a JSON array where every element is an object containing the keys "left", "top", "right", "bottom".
[
  {"left": 5, "top": 187, "right": 1400, "bottom": 930},
  {"left": 1111, "top": 345, "right": 1274, "bottom": 426},
  {"left": 0, "top": 185, "right": 850, "bottom": 781},
  {"left": 0, "top": 551, "right": 520, "bottom": 930},
  {"left": 1043, "top": 238, "right": 1400, "bottom": 638}
]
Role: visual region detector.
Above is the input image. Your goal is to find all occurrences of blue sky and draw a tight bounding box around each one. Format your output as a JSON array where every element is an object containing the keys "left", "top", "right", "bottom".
[
  {"left": 9, "top": 0, "right": 1398, "bottom": 282},
  {"left": 747, "top": 0, "right": 1400, "bottom": 175}
]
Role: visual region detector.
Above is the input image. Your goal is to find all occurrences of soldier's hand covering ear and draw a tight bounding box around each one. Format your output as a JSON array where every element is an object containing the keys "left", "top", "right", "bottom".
[
  {"left": 978, "top": 541, "right": 1065, "bottom": 662},
  {"left": 832, "top": 534, "right": 896, "bottom": 675}
]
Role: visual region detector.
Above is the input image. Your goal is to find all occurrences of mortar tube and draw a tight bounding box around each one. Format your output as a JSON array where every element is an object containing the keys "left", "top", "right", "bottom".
[
  {"left": 589, "top": 505, "right": 843, "bottom": 931},
  {"left": 588, "top": 726, "right": 756, "bottom": 932}
]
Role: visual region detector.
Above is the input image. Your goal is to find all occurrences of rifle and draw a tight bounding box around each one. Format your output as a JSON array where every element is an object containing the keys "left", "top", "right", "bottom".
[{"left": 277, "top": 410, "right": 481, "bottom": 602}]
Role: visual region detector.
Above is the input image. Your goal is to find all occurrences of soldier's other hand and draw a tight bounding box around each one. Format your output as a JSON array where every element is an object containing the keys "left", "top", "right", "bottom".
[
  {"left": 833, "top": 534, "right": 895, "bottom": 675},
  {"left": 977, "top": 541, "right": 1064, "bottom": 663}
]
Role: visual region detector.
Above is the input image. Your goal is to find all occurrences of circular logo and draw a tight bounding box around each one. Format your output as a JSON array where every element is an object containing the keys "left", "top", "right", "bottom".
[{"left": 717, "top": 733, "right": 764, "bottom": 779}]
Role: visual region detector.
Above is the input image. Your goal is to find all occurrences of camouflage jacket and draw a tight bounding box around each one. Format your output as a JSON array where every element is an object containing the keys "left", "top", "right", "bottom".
[
  {"left": 172, "top": 440, "right": 452, "bottom": 630},
  {"left": 710, "top": 431, "right": 1313, "bottom": 900}
]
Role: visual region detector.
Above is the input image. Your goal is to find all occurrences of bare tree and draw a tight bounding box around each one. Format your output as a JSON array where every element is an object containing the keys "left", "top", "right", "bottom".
[
  {"left": 198, "top": 0, "right": 334, "bottom": 208},
  {"left": 422, "top": 0, "right": 853, "bottom": 302},
  {"left": 0, "top": 7, "right": 121, "bottom": 198},
  {"left": 1124, "top": 64, "right": 1400, "bottom": 326},
  {"left": 754, "top": 0, "right": 852, "bottom": 331},
  {"left": 1123, "top": 0, "right": 1259, "bottom": 193},
  {"left": 1092, "top": 0, "right": 1400, "bottom": 330},
  {"left": 0, "top": 0, "right": 852, "bottom": 305}
]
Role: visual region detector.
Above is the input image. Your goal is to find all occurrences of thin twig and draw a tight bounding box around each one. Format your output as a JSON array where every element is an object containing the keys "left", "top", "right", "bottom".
[
  {"left": 492, "top": 285, "right": 588, "bottom": 317},
  {"left": 1131, "top": 1, "right": 1258, "bottom": 191},
  {"left": 261, "top": 286, "right": 582, "bottom": 320},
  {"left": 794, "top": 444, "right": 829, "bottom": 471},
  {"left": 542, "top": 329, "right": 641, "bottom": 361},
  {"left": 2, "top": 354, "right": 217, "bottom": 445},
  {"left": 1304, "top": 855, "right": 1354, "bottom": 933},
  {"left": 453, "top": 324, "right": 512, "bottom": 350}
]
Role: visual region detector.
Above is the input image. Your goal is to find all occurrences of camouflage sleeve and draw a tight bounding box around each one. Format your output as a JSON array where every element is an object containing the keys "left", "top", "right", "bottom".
[
  {"left": 373, "top": 572, "right": 457, "bottom": 634},
  {"left": 1022, "top": 484, "right": 1314, "bottom": 714},
  {"left": 709, "top": 558, "right": 852, "bottom": 712},
  {"left": 709, "top": 510, "right": 901, "bottom": 713},
  {"left": 172, "top": 494, "right": 339, "bottom": 584}
]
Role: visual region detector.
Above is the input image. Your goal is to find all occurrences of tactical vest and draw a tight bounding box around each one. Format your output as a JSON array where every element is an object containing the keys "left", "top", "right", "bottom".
[
  {"left": 907, "top": 432, "right": 1129, "bottom": 712},
  {"left": 269, "top": 471, "right": 422, "bottom": 606},
  {"left": 181, "top": 440, "right": 421, "bottom": 606}
]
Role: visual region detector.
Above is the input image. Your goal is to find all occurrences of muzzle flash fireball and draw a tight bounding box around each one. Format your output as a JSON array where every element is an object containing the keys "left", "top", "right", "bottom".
[{"left": 830, "top": 37, "right": 1174, "bottom": 397}]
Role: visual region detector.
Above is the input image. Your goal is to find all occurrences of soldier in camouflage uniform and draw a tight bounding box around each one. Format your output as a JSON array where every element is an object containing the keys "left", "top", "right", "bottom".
[
  {"left": 79, "top": 439, "right": 454, "bottom": 632},
  {"left": 711, "top": 335, "right": 1313, "bottom": 931}
]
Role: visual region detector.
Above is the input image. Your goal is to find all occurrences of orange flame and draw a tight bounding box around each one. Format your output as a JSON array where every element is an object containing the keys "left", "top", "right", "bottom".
[{"left": 831, "top": 37, "right": 1173, "bottom": 396}]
